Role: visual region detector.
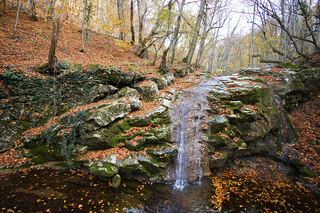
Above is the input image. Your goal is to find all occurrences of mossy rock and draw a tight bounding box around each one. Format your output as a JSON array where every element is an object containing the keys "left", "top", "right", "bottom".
[
  {"left": 207, "top": 116, "right": 229, "bottom": 134},
  {"left": 25, "top": 144, "right": 65, "bottom": 162},
  {"left": 209, "top": 151, "right": 228, "bottom": 168},
  {"left": 238, "top": 108, "right": 258, "bottom": 122},
  {"left": 125, "top": 137, "right": 145, "bottom": 150},
  {"left": 237, "top": 121, "right": 270, "bottom": 142},
  {"left": 145, "top": 143, "right": 178, "bottom": 162},
  {"left": 203, "top": 135, "right": 230, "bottom": 147},
  {"left": 227, "top": 101, "right": 243, "bottom": 112},
  {"left": 225, "top": 114, "right": 238, "bottom": 125},
  {"left": 112, "top": 174, "right": 121, "bottom": 188},
  {"left": 299, "top": 169, "right": 317, "bottom": 178},
  {"left": 88, "top": 160, "right": 119, "bottom": 178},
  {"left": 118, "top": 156, "right": 140, "bottom": 175}
]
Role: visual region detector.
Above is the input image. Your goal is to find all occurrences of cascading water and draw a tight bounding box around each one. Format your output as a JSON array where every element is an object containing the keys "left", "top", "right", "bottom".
[{"left": 170, "top": 78, "right": 220, "bottom": 190}]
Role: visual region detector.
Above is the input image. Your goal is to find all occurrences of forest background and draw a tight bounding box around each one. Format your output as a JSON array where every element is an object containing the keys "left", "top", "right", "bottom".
[{"left": 1, "top": 0, "right": 319, "bottom": 74}]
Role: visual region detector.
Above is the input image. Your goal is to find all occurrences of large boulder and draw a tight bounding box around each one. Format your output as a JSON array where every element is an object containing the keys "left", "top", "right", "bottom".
[
  {"left": 86, "top": 97, "right": 131, "bottom": 127},
  {"left": 135, "top": 81, "right": 159, "bottom": 101}
]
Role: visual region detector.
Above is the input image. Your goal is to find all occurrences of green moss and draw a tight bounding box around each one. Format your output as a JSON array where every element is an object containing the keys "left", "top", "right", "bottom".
[
  {"left": 299, "top": 169, "right": 317, "bottom": 178},
  {"left": 106, "top": 135, "right": 124, "bottom": 148},
  {"left": 280, "top": 62, "right": 298, "bottom": 69},
  {"left": 25, "top": 144, "right": 64, "bottom": 161},
  {"left": 37, "top": 62, "right": 49, "bottom": 73}
]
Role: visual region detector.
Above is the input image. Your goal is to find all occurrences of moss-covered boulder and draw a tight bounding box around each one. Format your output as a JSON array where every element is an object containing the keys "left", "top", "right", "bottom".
[
  {"left": 88, "top": 160, "right": 119, "bottom": 178},
  {"left": 237, "top": 121, "right": 270, "bottom": 142},
  {"left": 86, "top": 97, "right": 131, "bottom": 127},
  {"left": 209, "top": 151, "right": 228, "bottom": 168},
  {"left": 81, "top": 128, "right": 123, "bottom": 149},
  {"left": 112, "top": 174, "right": 121, "bottom": 188},
  {"left": 208, "top": 116, "right": 229, "bottom": 134},
  {"left": 238, "top": 108, "right": 258, "bottom": 122},
  {"left": 146, "top": 143, "right": 178, "bottom": 162}
]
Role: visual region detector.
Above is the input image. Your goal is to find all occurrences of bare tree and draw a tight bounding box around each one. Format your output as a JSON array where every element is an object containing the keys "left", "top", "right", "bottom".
[
  {"left": 183, "top": 0, "right": 206, "bottom": 64},
  {"left": 117, "top": 0, "right": 125, "bottom": 40},
  {"left": 130, "top": 0, "right": 135, "bottom": 45},
  {"left": 136, "top": 0, "right": 148, "bottom": 44},
  {"left": 48, "top": 17, "right": 61, "bottom": 71},
  {"left": 249, "top": 0, "right": 319, "bottom": 61},
  {"left": 81, "top": 0, "right": 88, "bottom": 52},
  {"left": 13, "top": 0, "right": 22, "bottom": 38}
]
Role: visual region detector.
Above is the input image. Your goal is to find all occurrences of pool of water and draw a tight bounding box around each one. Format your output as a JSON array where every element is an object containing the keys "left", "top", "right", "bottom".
[{"left": 0, "top": 159, "right": 319, "bottom": 213}]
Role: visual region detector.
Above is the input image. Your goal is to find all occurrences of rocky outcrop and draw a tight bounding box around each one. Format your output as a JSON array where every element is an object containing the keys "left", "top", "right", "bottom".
[
  {"left": 240, "top": 68, "right": 320, "bottom": 111},
  {"left": 201, "top": 76, "right": 288, "bottom": 169}
]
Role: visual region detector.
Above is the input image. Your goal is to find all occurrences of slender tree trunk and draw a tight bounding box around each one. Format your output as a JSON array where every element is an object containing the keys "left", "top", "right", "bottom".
[
  {"left": 81, "top": 0, "right": 87, "bottom": 52},
  {"left": 250, "top": 2, "right": 256, "bottom": 67},
  {"left": 29, "top": 0, "right": 38, "bottom": 21},
  {"left": 136, "top": 0, "right": 143, "bottom": 44},
  {"left": 183, "top": 0, "right": 206, "bottom": 64},
  {"left": 130, "top": 0, "right": 135, "bottom": 45},
  {"left": 117, "top": 0, "right": 125, "bottom": 40},
  {"left": 208, "top": 28, "right": 220, "bottom": 73},
  {"left": 13, "top": 0, "right": 22, "bottom": 38},
  {"left": 0, "top": 0, "right": 6, "bottom": 17},
  {"left": 195, "top": 8, "right": 208, "bottom": 68},
  {"left": 48, "top": 17, "right": 61, "bottom": 70},
  {"left": 96, "top": 0, "right": 99, "bottom": 30}
]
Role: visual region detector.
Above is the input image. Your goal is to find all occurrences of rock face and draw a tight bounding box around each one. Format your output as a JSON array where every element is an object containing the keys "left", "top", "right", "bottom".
[
  {"left": 240, "top": 68, "right": 320, "bottom": 111},
  {"left": 135, "top": 80, "right": 159, "bottom": 101},
  {"left": 199, "top": 76, "right": 293, "bottom": 170}
]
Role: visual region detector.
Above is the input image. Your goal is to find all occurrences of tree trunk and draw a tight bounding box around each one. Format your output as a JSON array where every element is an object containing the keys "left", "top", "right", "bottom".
[
  {"left": 0, "top": 0, "right": 6, "bottom": 17},
  {"left": 117, "top": 0, "right": 125, "bottom": 40},
  {"left": 136, "top": 0, "right": 143, "bottom": 44},
  {"left": 167, "top": 0, "right": 186, "bottom": 70},
  {"left": 183, "top": 0, "right": 206, "bottom": 64},
  {"left": 48, "top": 17, "right": 61, "bottom": 71},
  {"left": 81, "top": 0, "right": 87, "bottom": 52},
  {"left": 250, "top": 1, "right": 256, "bottom": 67},
  {"left": 29, "top": 0, "right": 38, "bottom": 21},
  {"left": 130, "top": 0, "right": 135, "bottom": 45},
  {"left": 13, "top": 0, "right": 22, "bottom": 38}
]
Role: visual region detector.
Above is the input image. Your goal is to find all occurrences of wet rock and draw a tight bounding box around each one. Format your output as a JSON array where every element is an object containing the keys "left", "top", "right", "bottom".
[
  {"left": 146, "top": 143, "right": 178, "bottom": 162},
  {"left": 112, "top": 174, "right": 121, "bottom": 188},
  {"left": 88, "top": 160, "right": 119, "bottom": 178},
  {"left": 209, "top": 151, "right": 228, "bottom": 168}
]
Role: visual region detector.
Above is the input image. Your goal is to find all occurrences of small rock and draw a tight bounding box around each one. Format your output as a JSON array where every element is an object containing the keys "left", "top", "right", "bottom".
[{"left": 112, "top": 174, "right": 121, "bottom": 188}]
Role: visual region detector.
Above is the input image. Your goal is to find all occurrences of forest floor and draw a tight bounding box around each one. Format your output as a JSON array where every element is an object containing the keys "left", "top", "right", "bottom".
[{"left": 1, "top": 5, "right": 320, "bottom": 188}]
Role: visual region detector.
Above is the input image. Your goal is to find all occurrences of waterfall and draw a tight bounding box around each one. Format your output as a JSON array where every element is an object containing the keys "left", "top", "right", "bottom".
[
  {"left": 174, "top": 131, "right": 187, "bottom": 190},
  {"left": 170, "top": 78, "right": 219, "bottom": 190}
]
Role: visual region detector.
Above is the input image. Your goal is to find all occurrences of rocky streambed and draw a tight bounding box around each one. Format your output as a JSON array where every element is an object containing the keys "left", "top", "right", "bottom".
[{"left": 0, "top": 65, "right": 320, "bottom": 211}]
